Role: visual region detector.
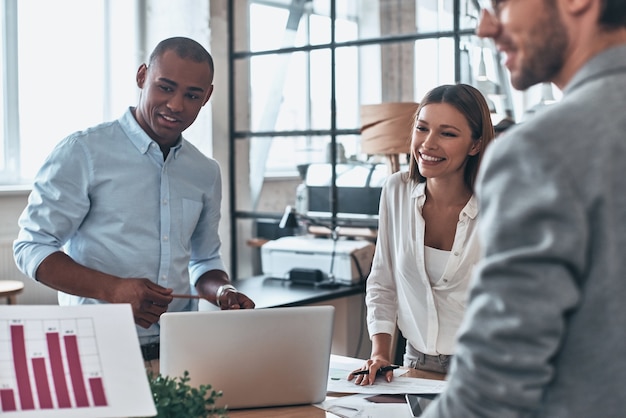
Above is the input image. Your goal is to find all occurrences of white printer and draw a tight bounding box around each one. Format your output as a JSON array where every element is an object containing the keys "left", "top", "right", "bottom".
[{"left": 261, "top": 236, "right": 375, "bottom": 285}]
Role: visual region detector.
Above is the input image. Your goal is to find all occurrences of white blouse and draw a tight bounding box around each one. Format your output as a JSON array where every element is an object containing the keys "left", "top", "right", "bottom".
[{"left": 366, "top": 172, "right": 481, "bottom": 355}]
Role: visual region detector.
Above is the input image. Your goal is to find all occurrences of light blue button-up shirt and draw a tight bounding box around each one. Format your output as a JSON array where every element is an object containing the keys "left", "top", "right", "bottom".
[{"left": 14, "top": 108, "right": 226, "bottom": 343}]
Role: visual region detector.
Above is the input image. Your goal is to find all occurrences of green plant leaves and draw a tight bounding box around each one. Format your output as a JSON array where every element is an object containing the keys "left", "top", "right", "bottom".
[{"left": 147, "top": 370, "right": 228, "bottom": 418}]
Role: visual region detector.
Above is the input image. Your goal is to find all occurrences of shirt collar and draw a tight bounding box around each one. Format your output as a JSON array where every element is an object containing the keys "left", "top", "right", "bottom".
[
  {"left": 412, "top": 180, "right": 479, "bottom": 219},
  {"left": 565, "top": 44, "right": 626, "bottom": 95},
  {"left": 463, "top": 194, "right": 479, "bottom": 220},
  {"left": 119, "top": 107, "right": 184, "bottom": 158}
]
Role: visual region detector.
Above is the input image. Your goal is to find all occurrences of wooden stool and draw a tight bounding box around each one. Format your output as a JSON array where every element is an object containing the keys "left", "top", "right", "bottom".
[{"left": 0, "top": 280, "right": 25, "bottom": 304}]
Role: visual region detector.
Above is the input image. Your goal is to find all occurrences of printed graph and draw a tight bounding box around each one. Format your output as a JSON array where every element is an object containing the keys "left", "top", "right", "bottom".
[{"left": 0, "top": 317, "right": 108, "bottom": 412}]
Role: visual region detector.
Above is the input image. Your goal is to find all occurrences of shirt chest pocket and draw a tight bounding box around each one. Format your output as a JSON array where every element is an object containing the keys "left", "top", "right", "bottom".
[{"left": 180, "top": 198, "right": 203, "bottom": 243}]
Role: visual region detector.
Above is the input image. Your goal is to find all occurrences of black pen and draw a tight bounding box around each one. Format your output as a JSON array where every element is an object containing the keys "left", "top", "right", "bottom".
[{"left": 352, "top": 365, "right": 399, "bottom": 375}]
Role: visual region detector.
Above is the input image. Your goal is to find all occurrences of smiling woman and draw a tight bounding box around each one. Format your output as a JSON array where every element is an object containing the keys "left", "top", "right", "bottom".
[{"left": 351, "top": 84, "right": 496, "bottom": 382}]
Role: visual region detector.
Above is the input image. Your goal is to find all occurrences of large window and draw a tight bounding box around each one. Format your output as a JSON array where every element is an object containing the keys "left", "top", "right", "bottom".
[
  {"left": 0, "top": 0, "right": 137, "bottom": 185},
  {"left": 1, "top": 0, "right": 218, "bottom": 187},
  {"left": 241, "top": 0, "right": 496, "bottom": 179},
  {"left": 229, "top": 0, "right": 502, "bottom": 278}
]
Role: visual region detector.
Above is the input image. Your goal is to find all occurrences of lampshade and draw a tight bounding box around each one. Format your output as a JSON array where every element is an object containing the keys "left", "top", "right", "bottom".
[{"left": 360, "top": 102, "right": 419, "bottom": 155}]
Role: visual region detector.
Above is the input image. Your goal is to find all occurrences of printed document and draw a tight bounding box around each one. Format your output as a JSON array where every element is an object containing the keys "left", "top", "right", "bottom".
[{"left": 0, "top": 304, "right": 156, "bottom": 417}]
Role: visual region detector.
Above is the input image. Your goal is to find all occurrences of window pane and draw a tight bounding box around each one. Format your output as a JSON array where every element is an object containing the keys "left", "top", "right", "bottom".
[
  {"left": 260, "top": 135, "right": 327, "bottom": 178},
  {"left": 414, "top": 38, "right": 456, "bottom": 101},
  {"left": 249, "top": 50, "right": 331, "bottom": 133},
  {"left": 259, "top": 134, "right": 366, "bottom": 180},
  {"left": 17, "top": 0, "right": 105, "bottom": 180},
  {"left": 308, "top": 49, "right": 331, "bottom": 130},
  {"left": 354, "top": 44, "right": 382, "bottom": 105},
  {"left": 460, "top": 0, "right": 481, "bottom": 30},
  {"left": 335, "top": 46, "right": 360, "bottom": 130},
  {"left": 0, "top": 4, "right": 4, "bottom": 174},
  {"left": 248, "top": 0, "right": 331, "bottom": 52},
  {"left": 249, "top": 3, "right": 290, "bottom": 52},
  {"left": 337, "top": 0, "right": 456, "bottom": 42},
  {"left": 338, "top": 0, "right": 415, "bottom": 41},
  {"left": 14, "top": 0, "right": 136, "bottom": 182},
  {"left": 416, "top": 0, "right": 454, "bottom": 32}
]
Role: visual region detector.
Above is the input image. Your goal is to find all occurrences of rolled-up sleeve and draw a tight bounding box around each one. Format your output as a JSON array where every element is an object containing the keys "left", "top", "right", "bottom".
[
  {"left": 366, "top": 180, "right": 399, "bottom": 337},
  {"left": 188, "top": 159, "right": 226, "bottom": 284},
  {"left": 14, "top": 137, "right": 91, "bottom": 279}
]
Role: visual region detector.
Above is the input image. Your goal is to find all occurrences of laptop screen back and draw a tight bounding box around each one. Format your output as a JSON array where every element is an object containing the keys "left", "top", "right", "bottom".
[{"left": 159, "top": 305, "right": 335, "bottom": 409}]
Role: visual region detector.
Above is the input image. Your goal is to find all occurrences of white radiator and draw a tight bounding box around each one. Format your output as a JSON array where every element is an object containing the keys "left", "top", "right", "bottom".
[{"left": 0, "top": 241, "right": 58, "bottom": 305}]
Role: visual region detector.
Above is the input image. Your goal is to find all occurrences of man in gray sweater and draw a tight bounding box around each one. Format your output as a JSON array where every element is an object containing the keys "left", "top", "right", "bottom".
[{"left": 422, "top": 0, "right": 626, "bottom": 417}]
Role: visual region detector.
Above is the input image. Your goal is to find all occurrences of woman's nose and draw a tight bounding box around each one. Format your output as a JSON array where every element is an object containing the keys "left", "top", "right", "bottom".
[{"left": 422, "top": 132, "right": 437, "bottom": 149}]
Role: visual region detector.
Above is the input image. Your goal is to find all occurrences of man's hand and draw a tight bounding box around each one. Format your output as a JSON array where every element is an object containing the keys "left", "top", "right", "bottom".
[
  {"left": 217, "top": 288, "right": 255, "bottom": 310},
  {"left": 195, "top": 270, "right": 256, "bottom": 310},
  {"left": 110, "top": 278, "right": 173, "bottom": 328},
  {"left": 34, "top": 252, "right": 173, "bottom": 328}
]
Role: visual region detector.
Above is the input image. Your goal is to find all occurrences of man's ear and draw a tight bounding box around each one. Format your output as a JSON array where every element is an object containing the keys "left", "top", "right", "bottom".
[{"left": 136, "top": 63, "right": 148, "bottom": 88}]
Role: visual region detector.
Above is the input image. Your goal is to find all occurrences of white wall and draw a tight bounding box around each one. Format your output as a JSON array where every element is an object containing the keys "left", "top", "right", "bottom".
[{"left": 0, "top": 191, "right": 58, "bottom": 305}]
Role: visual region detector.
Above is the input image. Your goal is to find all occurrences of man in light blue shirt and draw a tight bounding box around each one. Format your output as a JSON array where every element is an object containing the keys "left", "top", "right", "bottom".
[{"left": 13, "top": 37, "right": 255, "bottom": 355}]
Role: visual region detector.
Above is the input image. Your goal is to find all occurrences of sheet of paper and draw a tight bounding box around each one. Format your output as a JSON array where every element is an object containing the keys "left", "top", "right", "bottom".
[
  {"left": 316, "top": 393, "right": 410, "bottom": 418},
  {"left": 0, "top": 304, "right": 156, "bottom": 417},
  {"left": 328, "top": 354, "right": 448, "bottom": 395}
]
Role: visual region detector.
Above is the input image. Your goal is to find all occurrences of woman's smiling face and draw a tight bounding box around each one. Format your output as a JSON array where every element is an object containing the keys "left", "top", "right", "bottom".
[{"left": 412, "top": 102, "right": 480, "bottom": 181}]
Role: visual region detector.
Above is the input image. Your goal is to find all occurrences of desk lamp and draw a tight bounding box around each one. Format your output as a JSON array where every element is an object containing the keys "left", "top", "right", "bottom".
[{"left": 279, "top": 205, "right": 341, "bottom": 288}]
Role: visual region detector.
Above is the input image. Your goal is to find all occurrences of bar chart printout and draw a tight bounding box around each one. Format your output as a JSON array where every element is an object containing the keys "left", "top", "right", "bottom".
[
  {"left": 0, "top": 304, "right": 156, "bottom": 418},
  {"left": 0, "top": 317, "right": 108, "bottom": 413}
]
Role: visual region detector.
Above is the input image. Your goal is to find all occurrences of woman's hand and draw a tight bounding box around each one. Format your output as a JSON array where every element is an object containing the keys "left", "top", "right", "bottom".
[{"left": 347, "top": 357, "right": 395, "bottom": 385}]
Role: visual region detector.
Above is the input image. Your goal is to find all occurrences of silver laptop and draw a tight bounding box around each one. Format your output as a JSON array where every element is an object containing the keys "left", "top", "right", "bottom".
[{"left": 159, "top": 305, "right": 335, "bottom": 410}]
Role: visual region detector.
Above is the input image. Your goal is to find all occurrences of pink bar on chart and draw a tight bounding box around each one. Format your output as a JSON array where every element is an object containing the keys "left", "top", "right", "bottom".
[
  {"left": 89, "top": 377, "right": 108, "bottom": 407},
  {"left": 46, "top": 332, "right": 72, "bottom": 408},
  {"left": 0, "top": 388, "right": 17, "bottom": 412},
  {"left": 32, "top": 357, "right": 54, "bottom": 409},
  {"left": 63, "top": 334, "right": 90, "bottom": 407},
  {"left": 10, "top": 324, "right": 35, "bottom": 410}
]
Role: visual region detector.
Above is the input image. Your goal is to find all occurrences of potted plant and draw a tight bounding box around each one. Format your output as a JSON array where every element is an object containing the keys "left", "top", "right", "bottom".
[{"left": 147, "top": 371, "right": 228, "bottom": 418}]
